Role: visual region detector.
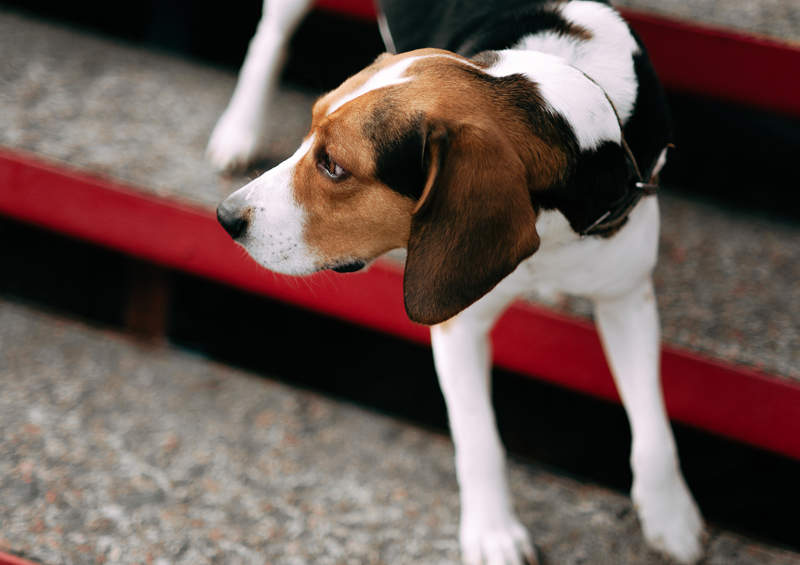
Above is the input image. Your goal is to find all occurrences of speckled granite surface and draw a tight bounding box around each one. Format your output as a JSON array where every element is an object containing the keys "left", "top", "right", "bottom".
[
  {"left": 0, "top": 11, "right": 798, "bottom": 379},
  {"left": 1, "top": 297, "right": 799, "bottom": 565},
  {"left": 616, "top": 0, "right": 800, "bottom": 44}
]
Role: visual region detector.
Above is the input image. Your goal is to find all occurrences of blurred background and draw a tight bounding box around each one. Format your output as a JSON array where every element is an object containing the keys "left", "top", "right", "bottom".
[{"left": 0, "top": 1, "right": 798, "bottom": 564}]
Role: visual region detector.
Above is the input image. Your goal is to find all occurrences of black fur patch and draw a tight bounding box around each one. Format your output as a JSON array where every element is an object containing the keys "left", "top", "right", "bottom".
[
  {"left": 453, "top": 67, "right": 579, "bottom": 175},
  {"left": 441, "top": 67, "right": 634, "bottom": 235},
  {"left": 537, "top": 141, "right": 635, "bottom": 234},
  {"left": 377, "top": 0, "right": 607, "bottom": 56},
  {"left": 455, "top": 7, "right": 594, "bottom": 56},
  {"left": 373, "top": 0, "right": 669, "bottom": 236},
  {"left": 364, "top": 100, "right": 427, "bottom": 200},
  {"left": 620, "top": 31, "right": 673, "bottom": 173}
]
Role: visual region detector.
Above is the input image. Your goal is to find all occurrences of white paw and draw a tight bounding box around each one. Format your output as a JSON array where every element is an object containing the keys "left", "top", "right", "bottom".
[
  {"left": 206, "top": 110, "right": 267, "bottom": 173},
  {"left": 633, "top": 473, "right": 705, "bottom": 564},
  {"left": 461, "top": 517, "right": 538, "bottom": 565}
]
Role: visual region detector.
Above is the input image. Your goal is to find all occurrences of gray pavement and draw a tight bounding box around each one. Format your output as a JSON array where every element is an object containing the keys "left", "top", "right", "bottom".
[
  {"left": 617, "top": 0, "right": 800, "bottom": 44},
  {"left": 2, "top": 10, "right": 797, "bottom": 379},
  {"left": 2, "top": 297, "right": 800, "bottom": 565}
]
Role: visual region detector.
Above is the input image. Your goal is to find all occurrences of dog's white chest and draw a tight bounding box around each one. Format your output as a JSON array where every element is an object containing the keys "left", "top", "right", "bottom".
[{"left": 503, "top": 196, "right": 660, "bottom": 300}]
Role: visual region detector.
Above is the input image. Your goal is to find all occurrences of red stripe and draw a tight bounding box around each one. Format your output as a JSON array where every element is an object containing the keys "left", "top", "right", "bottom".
[
  {"left": 313, "top": 0, "right": 800, "bottom": 117},
  {"left": 315, "top": 0, "right": 376, "bottom": 20},
  {"left": 1, "top": 148, "right": 798, "bottom": 459},
  {"left": 619, "top": 9, "right": 800, "bottom": 117},
  {"left": 0, "top": 552, "right": 39, "bottom": 565}
]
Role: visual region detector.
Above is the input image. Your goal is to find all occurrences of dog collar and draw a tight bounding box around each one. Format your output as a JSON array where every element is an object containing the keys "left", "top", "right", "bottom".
[
  {"left": 574, "top": 72, "right": 670, "bottom": 238},
  {"left": 580, "top": 143, "right": 670, "bottom": 237}
]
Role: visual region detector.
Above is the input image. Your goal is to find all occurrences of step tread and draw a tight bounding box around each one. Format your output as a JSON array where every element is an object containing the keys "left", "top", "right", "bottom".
[
  {"left": 0, "top": 11, "right": 797, "bottom": 380},
  {"left": 1, "top": 297, "right": 798, "bottom": 564},
  {"left": 617, "top": 0, "right": 800, "bottom": 45}
]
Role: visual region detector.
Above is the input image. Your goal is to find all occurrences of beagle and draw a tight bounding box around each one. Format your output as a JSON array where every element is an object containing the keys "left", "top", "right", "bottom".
[{"left": 212, "top": 1, "right": 705, "bottom": 563}]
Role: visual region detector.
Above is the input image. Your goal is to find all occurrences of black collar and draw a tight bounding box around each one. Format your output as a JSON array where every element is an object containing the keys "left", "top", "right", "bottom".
[
  {"left": 580, "top": 142, "right": 669, "bottom": 237},
  {"left": 576, "top": 71, "right": 670, "bottom": 238}
]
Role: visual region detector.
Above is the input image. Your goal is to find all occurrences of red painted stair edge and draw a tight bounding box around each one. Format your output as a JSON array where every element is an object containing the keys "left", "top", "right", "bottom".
[
  {"left": 1, "top": 148, "right": 798, "bottom": 460},
  {"left": 0, "top": 552, "right": 39, "bottom": 565}
]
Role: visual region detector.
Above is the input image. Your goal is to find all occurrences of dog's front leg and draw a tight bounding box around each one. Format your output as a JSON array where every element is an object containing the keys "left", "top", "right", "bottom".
[
  {"left": 207, "top": 0, "right": 314, "bottom": 172},
  {"left": 431, "top": 301, "right": 537, "bottom": 565},
  {"left": 594, "top": 278, "right": 705, "bottom": 564}
]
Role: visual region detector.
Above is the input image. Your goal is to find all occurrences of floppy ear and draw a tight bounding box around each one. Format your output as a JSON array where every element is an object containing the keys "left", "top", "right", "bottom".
[{"left": 403, "top": 122, "right": 541, "bottom": 325}]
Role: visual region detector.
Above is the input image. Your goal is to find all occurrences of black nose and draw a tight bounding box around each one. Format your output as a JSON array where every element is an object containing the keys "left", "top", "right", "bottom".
[{"left": 217, "top": 202, "right": 250, "bottom": 239}]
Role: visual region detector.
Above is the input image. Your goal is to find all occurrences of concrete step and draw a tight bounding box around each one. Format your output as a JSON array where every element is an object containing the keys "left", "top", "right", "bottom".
[
  {"left": 1, "top": 9, "right": 799, "bottom": 463},
  {"left": 0, "top": 297, "right": 798, "bottom": 565},
  {"left": 1, "top": 10, "right": 797, "bottom": 382},
  {"left": 616, "top": 0, "right": 800, "bottom": 45},
  {"left": 1, "top": 7, "right": 799, "bottom": 565}
]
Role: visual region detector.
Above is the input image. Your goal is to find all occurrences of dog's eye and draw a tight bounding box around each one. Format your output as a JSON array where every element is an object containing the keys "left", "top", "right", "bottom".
[{"left": 317, "top": 151, "right": 349, "bottom": 181}]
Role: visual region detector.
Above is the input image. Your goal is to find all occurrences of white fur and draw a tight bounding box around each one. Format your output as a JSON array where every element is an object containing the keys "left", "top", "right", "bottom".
[
  {"left": 327, "top": 53, "right": 483, "bottom": 116},
  {"left": 377, "top": 12, "right": 397, "bottom": 55},
  {"left": 594, "top": 277, "right": 704, "bottom": 564},
  {"left": 223, "top": 135, "right": 320, "bottom": 275},
  {"left": 486, "top": 50, "right": 621, "bottom": 150},
  {"left": 213, "top": 2, "right": 705, "bottom": 564},
  {"left": 207, "top": 0, "right": 315, "bottom": 171},
  {"left": 326, "top": 56, "right": 420, "bottom": 115},
  {"left": 651, "top": 145, "right": 669, "bottom": 179},
  {"left": 515, "top": 1, "right": 640, "bottom": 122},
  {"left": 431, "top": 290, "right": 536, "bottom": 565},
  {"left": 434, "top": 198, "right": 703, "bottom": 565}
]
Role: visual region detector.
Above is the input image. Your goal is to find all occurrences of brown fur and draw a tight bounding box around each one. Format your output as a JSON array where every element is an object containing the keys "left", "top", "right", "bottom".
[
  {"left": 404, "top": 119, "right": 541, "bottom": 324},
  {"left": 292, "top": 50, "right": 571, "bottom": 324},
  {"left": 293, "top": 107, "right": 415, "bottom": 267}
]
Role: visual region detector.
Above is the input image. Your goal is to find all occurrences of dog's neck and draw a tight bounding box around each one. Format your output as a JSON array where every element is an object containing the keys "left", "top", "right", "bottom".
[{"left": 485, "top": 2, "right": 641, "bottom": 124}]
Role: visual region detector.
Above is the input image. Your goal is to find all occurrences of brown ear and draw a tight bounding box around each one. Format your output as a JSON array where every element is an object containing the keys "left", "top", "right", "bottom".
[{"left": 403, "top": 122, "right": 541, "bottom": 325}]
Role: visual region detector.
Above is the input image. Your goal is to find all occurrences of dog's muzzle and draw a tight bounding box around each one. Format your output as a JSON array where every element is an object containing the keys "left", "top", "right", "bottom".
[{"left": 217, "top": 199, "right": 250, "bottom": 240}]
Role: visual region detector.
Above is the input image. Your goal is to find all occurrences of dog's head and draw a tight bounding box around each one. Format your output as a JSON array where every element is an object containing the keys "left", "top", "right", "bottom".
[{"left": 217, "top": 48, "right": 624, "bottom": 324}]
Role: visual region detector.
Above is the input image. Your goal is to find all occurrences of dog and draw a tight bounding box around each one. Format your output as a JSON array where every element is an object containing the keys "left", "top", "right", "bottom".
[{"left": 212, "top": 1, "right": 705, "bottom": 563}]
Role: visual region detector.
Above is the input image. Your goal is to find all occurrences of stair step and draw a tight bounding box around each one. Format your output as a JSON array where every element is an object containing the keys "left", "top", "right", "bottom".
[
  {"left": 0, "top": 11, "right": 798, "bottom": 459},
  {"left": 1, "top": 298, "right": 798, "bottom": 564}
]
